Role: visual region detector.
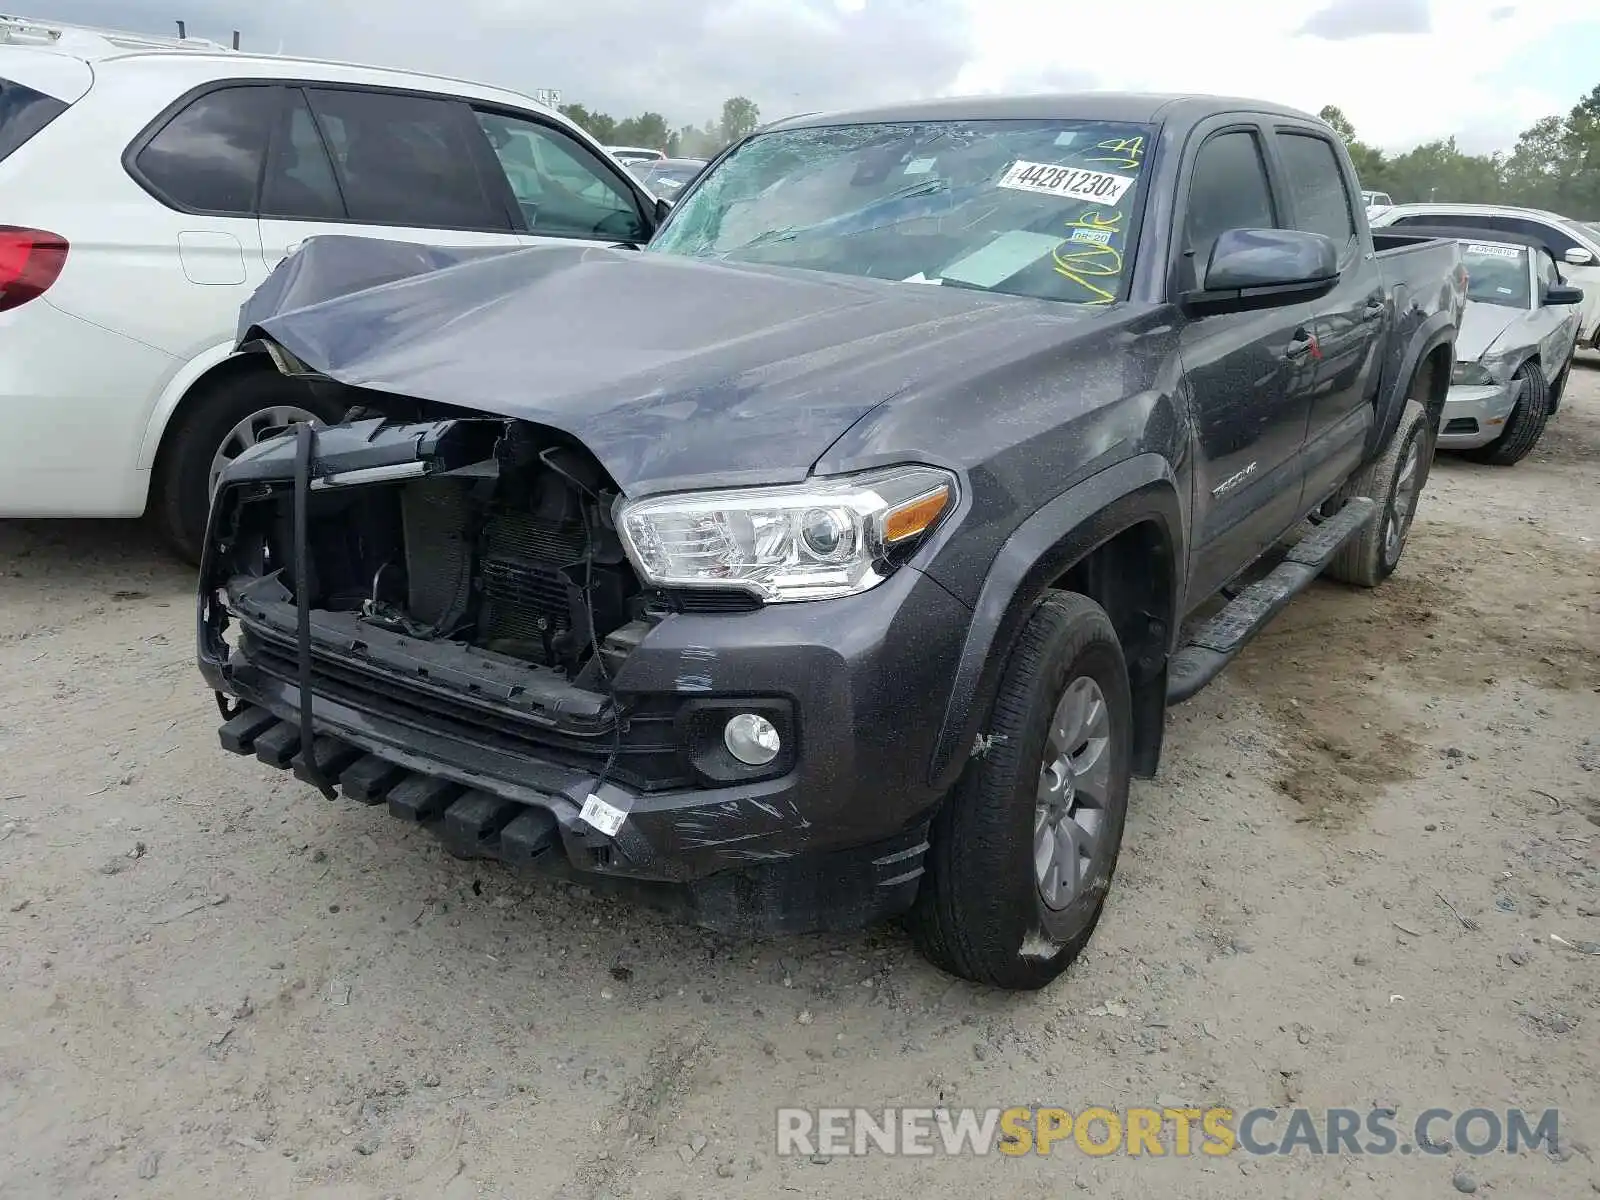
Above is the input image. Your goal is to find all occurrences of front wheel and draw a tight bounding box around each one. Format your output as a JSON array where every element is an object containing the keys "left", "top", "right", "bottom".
[
  {"left": 152, "top": 372, "right": 346, "bottom": 564},
  {"left": 910, "top": 592, "right": 1131, "bottom": 990},
  {"left": 1464, "top": 360, "right": 1550, "bottom": 467}
]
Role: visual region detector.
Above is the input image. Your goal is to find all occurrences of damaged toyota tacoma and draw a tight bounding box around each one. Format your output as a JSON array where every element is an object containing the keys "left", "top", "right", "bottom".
[{"left": 198, "top": 94, "right": 1465, "bottom": 989}]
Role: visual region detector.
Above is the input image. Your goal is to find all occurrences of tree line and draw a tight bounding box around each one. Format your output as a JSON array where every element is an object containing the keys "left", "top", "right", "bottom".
[
  {"left": 1321, "top": 83, "right": 1600, "bottom": 216},
  {"left": 558, "top": 96, "right": 761, "bottom": 159}
]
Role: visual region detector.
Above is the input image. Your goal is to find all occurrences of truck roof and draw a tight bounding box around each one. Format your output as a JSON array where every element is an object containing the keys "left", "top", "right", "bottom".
[{"left": 767, "top": 91, "right": 1323, "bottom": 132}]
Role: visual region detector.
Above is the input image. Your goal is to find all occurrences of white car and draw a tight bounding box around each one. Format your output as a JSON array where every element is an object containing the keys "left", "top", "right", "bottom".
[
  {"left": 1361, "top": 189, "right": 1392, "bottom": 220},
  {"left": 0, "top": 16, "right": 665, "bottom": 559},
  {"left": 1371, "top": 202, "right": 1600, "bottom": 355}
]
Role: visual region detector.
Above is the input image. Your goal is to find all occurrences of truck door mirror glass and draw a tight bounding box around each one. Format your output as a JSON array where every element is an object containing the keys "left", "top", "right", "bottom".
[
  {"left": 1543, "top": 283, "right": 1585, "bottom": 306},
  {"left": 1563, "top": 246, "right": 1596, "bottom": 267},
  {"left": 1183, "top": 228, "right": 1339, "bottom": 314}
]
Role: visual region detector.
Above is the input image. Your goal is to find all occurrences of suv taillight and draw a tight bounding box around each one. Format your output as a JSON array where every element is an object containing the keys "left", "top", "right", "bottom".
[{"left": 0, "top": 226, "right": 68, "bottom": 313}]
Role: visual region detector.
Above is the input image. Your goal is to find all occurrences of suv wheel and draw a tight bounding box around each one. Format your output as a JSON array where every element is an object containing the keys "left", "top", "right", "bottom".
[
  {"left": 1326, "top": 399, "right": 1430, "bottom": 588},
  {"left": 153, "top": 371, "right": 345, "bottom": 564},
  {"left": 1464, "top": 361, "right": 1550, "bottom": 467},
  {"left": 911, "top": 592, "right": 1131, "bottom": 990}
]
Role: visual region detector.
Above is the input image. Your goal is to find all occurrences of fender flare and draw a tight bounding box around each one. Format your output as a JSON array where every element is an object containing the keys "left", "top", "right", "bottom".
[
  {"left": 926, "top": 453, "right": 1184, "bottom": 790},
  {"left": 1369, "top": 313, "right": 1454, "bottom": 456},
  {"left": 133, "top": 340, "right": 248, "bottom": 472}
]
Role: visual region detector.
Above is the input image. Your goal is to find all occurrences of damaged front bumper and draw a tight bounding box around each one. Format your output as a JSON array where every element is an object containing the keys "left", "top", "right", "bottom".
[
  {"left": 1438, "top": 376, "right": 1524, "bottom": 449},
  {"left": 199, "top": 416, "right": 970, "bottom": 935}
]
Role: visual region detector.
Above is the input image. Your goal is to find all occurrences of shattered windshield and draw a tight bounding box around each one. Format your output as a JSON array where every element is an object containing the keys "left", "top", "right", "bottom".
[{"left": 648, "top": 118, "right": 1154, "bottom": 305}]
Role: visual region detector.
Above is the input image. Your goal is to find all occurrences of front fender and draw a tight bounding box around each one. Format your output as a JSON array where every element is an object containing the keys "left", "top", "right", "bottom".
[{"left": 926, "top": 453, "right": 1183, "bottom": 790}]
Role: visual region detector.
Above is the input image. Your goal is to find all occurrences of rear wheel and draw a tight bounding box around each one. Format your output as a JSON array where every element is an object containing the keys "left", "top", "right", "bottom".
[
  {"left": 153, "top": 371, "right": 345, "bottom": 563},
  {"left": 1464, "top": 360, "right": 1550, "bottom": 467},
  {"left": 911, "top": 592, "right": 1131, "bottom": 990},
  {"left": 1326, "top": 399, "right": 1430, "bottom": 588}
]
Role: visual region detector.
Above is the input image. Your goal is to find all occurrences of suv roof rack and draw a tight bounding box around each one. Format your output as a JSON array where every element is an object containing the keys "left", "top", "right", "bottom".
[{"left": 0, "top": 13, "right": 233, "bottom": 54}]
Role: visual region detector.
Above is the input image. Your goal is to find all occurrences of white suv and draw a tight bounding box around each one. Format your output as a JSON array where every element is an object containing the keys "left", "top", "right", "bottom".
[
  {"left": 0, "top": 17, "right": 665, "bottom": 559},
  {"left": 1371, "top": 202, "right": 1600, "bottom": 355}
]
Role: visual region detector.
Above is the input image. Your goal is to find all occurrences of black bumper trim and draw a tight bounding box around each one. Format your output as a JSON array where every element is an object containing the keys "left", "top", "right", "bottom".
[{"left": 218, "top": 704, "right": 927, "bottom": 935}]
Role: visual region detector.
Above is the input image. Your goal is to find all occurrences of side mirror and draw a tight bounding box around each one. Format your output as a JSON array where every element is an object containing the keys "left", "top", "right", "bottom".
[
  {"left": 653, "top": 196, "right": 673, "bottom": 224},
  {"left": 1543, "top": 283, "right": 1585, "bottom": 306},
  {"left": 1182, "top": 228, "right": 1340, "bottom": 315},
  {"left": 1564, "top": 246, "right": 1596, "bottom": 267}
]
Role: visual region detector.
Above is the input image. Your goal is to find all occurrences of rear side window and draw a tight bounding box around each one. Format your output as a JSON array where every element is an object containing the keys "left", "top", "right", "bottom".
[
  {"left": 304, "top": 88, "right": 506, "bottom": 230},
  {"left": 1495, "top": 216, "right": 1581, "bottom": 258},
  {"left": 0, "top": 76, "right": 68, "bottom": 163},
  {"left": 1183, "top": 130, "right": 1277, "bottom": 280},
  {"left": 260, "top": 91, "right": 344, "bottom": 220},
  {"left": 134, "top": 86, "right": 276, "bottom": 215},
  {"left": 1275, "top": 132, "right": 1355, "bottom": 248}
]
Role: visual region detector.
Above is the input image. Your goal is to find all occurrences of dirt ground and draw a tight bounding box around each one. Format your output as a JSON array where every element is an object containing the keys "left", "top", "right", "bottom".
[{"left": 1, "top": 367, "right": 1596, "bottom": 1200}]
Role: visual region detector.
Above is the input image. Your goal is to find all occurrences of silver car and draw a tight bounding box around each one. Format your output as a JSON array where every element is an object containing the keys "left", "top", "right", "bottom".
[{"left": 1435, "top": 235, "right": 1585, "bottom": 464}]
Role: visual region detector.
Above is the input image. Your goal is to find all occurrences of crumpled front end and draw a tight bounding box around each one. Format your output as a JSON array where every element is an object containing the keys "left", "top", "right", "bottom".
[
  {"left": 197, "top": 408, "right": 963, "bottom": 935},
  {"left": 1438, "top": 373, "right": 1525, "bottom": 448}
]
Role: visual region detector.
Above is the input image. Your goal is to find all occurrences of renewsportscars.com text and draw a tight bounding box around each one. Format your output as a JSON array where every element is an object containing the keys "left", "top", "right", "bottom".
[{"left": 775, "top": 1106, "right": 1561, "bottom": 1158}]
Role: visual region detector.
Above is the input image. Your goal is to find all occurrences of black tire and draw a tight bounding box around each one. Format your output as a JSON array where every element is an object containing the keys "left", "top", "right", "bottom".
[
  {"left": 1464, "top": 361, "right": 1550, "bottom": 467},
  {"left": 910, "top": 592, "right": 1131, "bottom": 990},
  {"left": 1326, "top": 399, "right": 1430, "bottom": 588},
  {"left": 152, "top": 371, "right": 345, "bottom": 564}
]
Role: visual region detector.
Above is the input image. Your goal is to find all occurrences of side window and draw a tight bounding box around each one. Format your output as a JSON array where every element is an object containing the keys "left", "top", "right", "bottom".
[
  {"left": 1275, "top": 132, "right": 1356, "bottom": 248},
  {"left": 304, "top": 88, "right": 506, "bottom": 230},
  {"left": 1182, "top": 130, "right": 1277, "bottom": 285},
  {"left": 134, "top": 85, "right": 277, "bottom": 215},
  {"left": 260, "top": 92, "right": 344, "bottom": 220},
  {"left": 475, "top": 111, "right": 648, "bottom": 242},
  {"left": 0, "top": 76, "right": 69, "bottom": 163},
  {"left": 1499, "top": 216, "right": 1580, "bottom": 258}
]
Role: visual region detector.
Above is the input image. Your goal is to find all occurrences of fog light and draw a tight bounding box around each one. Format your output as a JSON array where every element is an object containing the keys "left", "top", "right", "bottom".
[{"left": 724, "top": 713, "right": 781, "bottom": 766}]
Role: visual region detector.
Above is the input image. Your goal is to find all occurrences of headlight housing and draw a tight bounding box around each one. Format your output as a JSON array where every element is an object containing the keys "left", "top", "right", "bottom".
[
  {"left": 1451, "top": 359, "right": 1494, "bottom": 387},
  {"left": 616, "top": 465, "right": 957, "bottom": 602}
]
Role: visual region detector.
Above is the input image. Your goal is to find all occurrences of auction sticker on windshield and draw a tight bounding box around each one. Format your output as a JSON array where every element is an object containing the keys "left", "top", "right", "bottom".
[
  {"left": 1466, "top": 243, "right": 1522, "bottom": 259},
  {"left": 997, "top": 161, "right": 1135, "bottom": 204}
]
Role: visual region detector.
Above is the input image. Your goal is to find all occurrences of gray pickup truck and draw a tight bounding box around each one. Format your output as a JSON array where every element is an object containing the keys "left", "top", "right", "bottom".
[{"left": 198, "top": 93, "right": 1465, "bottom": 989}]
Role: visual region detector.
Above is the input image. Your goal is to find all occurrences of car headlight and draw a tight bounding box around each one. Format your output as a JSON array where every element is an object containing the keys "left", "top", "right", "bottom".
[
  {"left": 616, "top": 465, "right": 957, "bottom": 602},
  {"left": 1451, "top": 360, "right": 1494, "bottom": 387}
]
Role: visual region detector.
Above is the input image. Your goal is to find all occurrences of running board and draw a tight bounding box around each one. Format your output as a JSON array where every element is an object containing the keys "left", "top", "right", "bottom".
[{"left": 1166, "top": 497, "right": 1376, "bottom": 704}]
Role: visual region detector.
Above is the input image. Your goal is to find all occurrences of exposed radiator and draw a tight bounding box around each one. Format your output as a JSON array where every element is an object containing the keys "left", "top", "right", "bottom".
[
  {"left": 479, "top": 507, "right": 589, "bottom": 655},
  {"left": 400, "top": 479, "right": 474, "bottom": 630}
]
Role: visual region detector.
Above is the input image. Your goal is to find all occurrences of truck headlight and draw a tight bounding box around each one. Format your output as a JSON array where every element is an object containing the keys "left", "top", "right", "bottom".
[
  {"left": 616, "top": 466, "right": 957, "bottom": 602},
  {"left": 1451, "top": 360, "right": 1494, "bottom": 387}
]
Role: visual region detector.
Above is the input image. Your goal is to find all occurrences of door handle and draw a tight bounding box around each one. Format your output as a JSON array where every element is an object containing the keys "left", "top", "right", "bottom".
[
  {"left": 1285, "top": 327, "right": 1320, "bottom": 360},
  {"left": 1361, "top": 297, "right": 1385, "bottom": 320}
]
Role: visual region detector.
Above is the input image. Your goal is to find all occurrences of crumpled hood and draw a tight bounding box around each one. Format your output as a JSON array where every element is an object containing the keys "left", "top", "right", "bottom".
[
  {"left": 1455, "top": 300, "right": 1526, "bottom": 364},
  {"left": 240, "top": 235, "right": 1105, "bottom": 494}
]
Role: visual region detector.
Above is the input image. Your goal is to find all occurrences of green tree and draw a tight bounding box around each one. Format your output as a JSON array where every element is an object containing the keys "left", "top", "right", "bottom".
[
  {"left": 1502, "top": 115, "right": 1572, "bottom": 211},
  {"left": 1559, "top": 84, "right": 1600, "bottom": 215},
  {"left": 613, "top": 111, "right": 670, "bottom": 150},
  {"left": 559, "top": 103, "right": 616, "bottom": 144},
  {"left": 720, "top": 96, "right": 761, "bottom": 144}
]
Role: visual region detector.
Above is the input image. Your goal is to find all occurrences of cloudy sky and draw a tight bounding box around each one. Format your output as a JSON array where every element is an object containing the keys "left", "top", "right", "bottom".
[{"left": 29, "top": 0, "right": 1600, "bottom": 152}]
